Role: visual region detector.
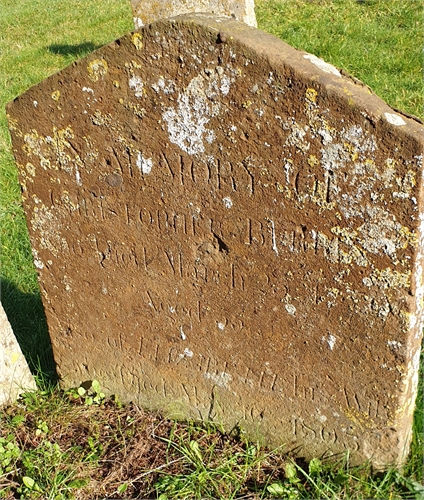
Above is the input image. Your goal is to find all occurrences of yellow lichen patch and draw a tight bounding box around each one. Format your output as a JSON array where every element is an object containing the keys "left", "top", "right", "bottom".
[
  {"left": 343, "top": 142, "right": 359, "bottom": 161},
  {"left": 40, "top": 158, "right": 51, "bottom": 170},
  {"left": 10, "top": 352, "right": 20, "bottom": 364},
  {"left": 43, "top": 126, "right": 78, "bottom": 174},
  {"left": 363, "top": 268, "right": 411, "bottom": 289},
  {"left": 61, "top": 191, "right": 79, "bottom": 212},
  {"left": 26, "top": 163, "right": 36, "bottom": 176},
  {"left": 311, "top": 180, "right": 335, "bottom": 211},
  {"left": 331, "top": 226, "right": 358, "bottom": 245},
  {"left": 398, "top": 226, "right": 418, "bottom": 248},
  {"left": 364, "top": 158, "right": 375, "bottom": 170},
  {"left": 283, "top": 185, "right": 292, "bottom": 199},
  {"left": 307, "top": 154, "right": 319, "bottom": 167},
  {"left": 394, "top": 169, "right": 416, "bottom": 198},
  {"left": 120, "top": 100, "right": 146, "bottom": 119},
  {"left": 51, "top": 90, "right": 61, "bottom": 101},
  {"left": 7, "top": 115, "right": 22, "bottom": 136},
  {"left": 131, "top": 60, "right": 142, "bottom": 69},
  {"left": 124, "top": 60, "right": 142, "bottom": 71},
  {"left": 305, "top": 88, "right": 317, "bottom": 103},
  {"left": 23, "top": 130, "right": 47, "bottom": 158},
  {"left": 91, "top": 110, "right": 112, "bottom": 126},
  {"left": 343, "top": 407, "right": 375, "bottom": 430},
  {"left": 339, "top": 245, "right": 369, "bottom": 267},
  {"left": 399, "top": 310, "right": 417, "bottom": 328},
  {"left": 113, "top": 80, "right": 120, "bottom": 88},
  {"left": 131, "top": 32, "right": 143, "bottom": 50},
  {"left": 87, "top": 59, "right": 108, "bottom": 82}
]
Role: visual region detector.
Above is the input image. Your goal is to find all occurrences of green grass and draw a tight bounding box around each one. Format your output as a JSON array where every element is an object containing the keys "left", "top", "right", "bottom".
[
  {"left": 0, "top": 0, "right": 134, "bottom": 376},
  {"left": 0, "top": 380, "right": 423, "bottom": 499},
  {"left": 256, "top": 0, "right": 423, "bottom": 119},
  {"left": 0, "top": 0, "right": 423, "bottom": 498}
]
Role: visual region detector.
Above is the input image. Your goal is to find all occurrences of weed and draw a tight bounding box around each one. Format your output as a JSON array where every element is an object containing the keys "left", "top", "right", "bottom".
[{"left": 67, "top": 379, "right": 106, "bottom": 407}]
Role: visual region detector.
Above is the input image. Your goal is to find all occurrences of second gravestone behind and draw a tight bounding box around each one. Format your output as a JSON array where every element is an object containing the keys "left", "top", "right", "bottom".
[{"left": 7, "top": 15, "right": 424, "bottom": 467}]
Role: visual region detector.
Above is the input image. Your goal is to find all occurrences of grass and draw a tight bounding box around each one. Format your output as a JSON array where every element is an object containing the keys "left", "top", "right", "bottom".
[
  {"left": 256, "top": 0, "right": 423, "bottom": 119},
  {"left": 0, "top": 0, "right": 134, "bottom": 376},
  {"left": 0, "top": 0, "right": 423, "bottom": 498},
  {"left": 0, "top": 379, "right": 423, "bottom": 499}
]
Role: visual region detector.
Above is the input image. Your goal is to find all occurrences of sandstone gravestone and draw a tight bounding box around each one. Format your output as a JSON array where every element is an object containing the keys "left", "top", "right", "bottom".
[
  {"left": 0, "top": 302, "right": 37, "bottom": 406},
  {"left": 131, "top": 0, "right": 257, "bottom": 28},
  {"left": 7, "top": 14, "right": 424, "bottom": 467}
]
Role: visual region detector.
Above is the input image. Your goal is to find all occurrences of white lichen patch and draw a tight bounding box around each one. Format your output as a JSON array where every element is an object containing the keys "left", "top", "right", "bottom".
[
  {"left": 412, "top": 209, "right": 424, "bottom": 338},
  {"left": 205, "top": 371, "right": 232, "bottom": 388},
  {"left": 32, "top": 248, "right": 44, "bottom": 269},
  {"left": 356, "top": 206, "right": 416, "bottom": 261},
  {"left": 31, "top": 202, "right": 68, "bottom": 258},
  {"left": 87, "top": 59, "right": 108, "bottom": 82},
  {"left": 285, "top": 303, "right": 296, "bottom": 315},
  {"left": 303, "top": 54, "right": 341, "bottom": 77},
  {"left": 163, "top": 69, "right": 234, "bottom": 155},
  {"left": 183, "top": 348, "right": 193, "bottom": 358},
  {"left": 326, "top": 287, "right": 341, "bottom": 308},
  {"left": 151, "top": 76, "right": 175, "bottom": 94},
  {"left": 392, "top": 169, "right": 416, "bottom": 199},
  {"left": 180, "top": 325, "right": 186, "bottom": 340},
  {"left": 133, "top": 17, "right": 143, "bottom": 28},
  {"left": 279, "top": 103, "right": 416, "bottom": 265},
  {"left": 270, "top": 219, "right": 278, "bottom": 256},
  {"left": 362, "top": 268, "right": 411, "bottom": 289},
  {"left": 274, "top": 102, "right": 420, "bottom": 270},
  {"left": 222, "top": 196, "right": 233, "bottom": 208},
  {"left": 220, "top": 75, "right": 231, "bottom": 95},
  {"left": 62, "top": 275, "right": 72, "bottom": 292},
  {"left": 23, "top": 126, "right": 85, "bottom": 185},
  {"left": 384, "top": 112, "right": 406, "bottom": 126},
  {"left": 136, "top": 152, "right": 153, "bottom": 174},
  {"left": 284, "top": 120, "right": 310, "bottom": 153},
  {"left": 387, "top": 340, "right": 402, "bottom": 350},
  {"left": 75, "top": 164, "right": 82, "bottom": 186},
  {"left": 323, "top": 333, "right": 336, "bottom": 350},
  {"left": 26, "top": 163, "right": 36, "bottom": 177},
  {"left": 129, "top": 76, "right": 144, "bottom": 98}
]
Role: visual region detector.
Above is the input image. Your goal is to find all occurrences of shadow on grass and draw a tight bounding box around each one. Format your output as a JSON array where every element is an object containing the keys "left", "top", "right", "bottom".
[
  {"left": 1, "top": 279, "right": 58, "bottom": 386},
  {"left": 47, "top": 42, "right": 101, "bottom": 59}
]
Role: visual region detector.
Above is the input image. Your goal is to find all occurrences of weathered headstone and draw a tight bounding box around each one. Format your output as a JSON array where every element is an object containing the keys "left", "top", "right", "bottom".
[
  {"left": 131, "top": 0, "right": 257, "bottom": 28},
  {"left": 0, "top": 302, "right": 37, "bottom": 406},
  {"left": 6, "top": 14, "right": 424, "bottom": 467}
]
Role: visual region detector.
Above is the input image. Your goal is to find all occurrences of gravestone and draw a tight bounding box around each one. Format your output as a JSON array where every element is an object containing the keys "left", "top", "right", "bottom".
[
  {"left": 6, "top": 14, "right": 424, "bottom": 467},
  {"left": 0, "top": 302, "right": 37, "bottom": 406},
  {"left": 131, "top": 0, "right": 257, "bottom": 28}
]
